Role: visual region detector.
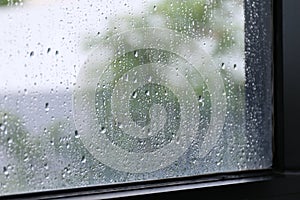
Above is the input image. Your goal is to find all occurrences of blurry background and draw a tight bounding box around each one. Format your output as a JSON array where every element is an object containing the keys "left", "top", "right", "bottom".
[{"left": 0, "top": 0, "right": 263, "bottom": 196}]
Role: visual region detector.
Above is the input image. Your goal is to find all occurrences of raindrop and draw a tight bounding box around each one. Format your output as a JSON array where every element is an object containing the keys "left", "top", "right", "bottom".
[
  {"left": 124, "top": 74, "right": 129, "bottom": 82},
  {"left": 55, "top": 50, "right": 59, "bottom": 55},
  {"left": 3, "top": 167, "right": 8, "bottom": 176},
  {"left": 192, "top": 159, "right": 197, "bottom": 165},
  {"left": 7, "top": 138, "right": 12, "bottom": 144},
  {"left": 145, "top": 90, "right": 150, "bottom": 96},
  {"left": 24, "top": 154, "right": 29, "bottom": 162},
  {"left": 47, "top": 48, "right": 51, "bottom": 53},
  {"left": 198, "top": 95, "right": 203, "bottom": 103},
  {"left": 30, "top": 51, "right": 34, "bottom": 57},
  {"left": 74, "top": 130, "right": 80, "bottom": 138},
  {"left": 153, "top": 5, "right": 157, "bottom": 11},
  {"left": 132, "top": 91, "right": 137, "bottom": 99},
  {"left": 45, "top": 102, "right": 49, "bottom": 112},
  {"left": 118, "top": 122, "right": 124, "bottom": 129},
  {"left": 100, "top": 127, "right": 107, "bottom": 134},
  {"left": 44, "top": 163, "right": 49, "bottom": 170},
  {"left": 81, "top": 156, "right": 86, "bottom": 164},
  {"left": 221, "top": 62, "right": 225, "bottom": 69},
  {"left": 233, "top": 64, "right": 237, "bottom": 69},
  {"left": 134, "top": 50, "right": 138, "bottom": 58}
]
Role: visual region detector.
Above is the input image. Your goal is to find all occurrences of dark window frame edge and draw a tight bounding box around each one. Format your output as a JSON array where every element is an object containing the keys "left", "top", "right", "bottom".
[{"left": 1, "top": 169, "right": 272, "bottom": 200}]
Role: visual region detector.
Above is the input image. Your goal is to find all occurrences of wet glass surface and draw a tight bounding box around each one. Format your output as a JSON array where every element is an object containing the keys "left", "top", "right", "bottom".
[{"left": 0, "top": 0, "right": 272, "bottom": 195}]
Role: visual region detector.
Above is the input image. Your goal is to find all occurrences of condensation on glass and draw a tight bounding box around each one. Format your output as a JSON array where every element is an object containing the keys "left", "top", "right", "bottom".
[{"left": 0, "top": 0, "right": 272, "bottom": 195}]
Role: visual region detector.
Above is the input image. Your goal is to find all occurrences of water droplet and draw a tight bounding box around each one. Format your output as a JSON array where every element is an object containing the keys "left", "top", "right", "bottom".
[
  {"left": 81, "top": 156, "right": 86, "bottom": 164},
  {"left": 45, "top": 102, "right": 49, "bottom": 112},
  {"left": 145, "top": 90, "right": 150, "bottom": 96},
  {"left": 55, "top": 50, "right": 59, "bottom": 55},
  {"left": 192, "top": 159, "right": 197, "bottom": 165},
  {"left": 233, "top": 64, "right": 237, "bottom": 69},
  {"left": 47, "top": 48, "right": 51, "bottom": 53},
  {"left": 0, "top": 123, "right": 4, "bottom": 131},
  {"left": 118, "top": 122, "right": 123, "bottom": 129},
  {"left": 153, "top": 5, "right": 157, "bottom": 11},
  {"left": 134, "top": 50, "right": 138, "bottom": 58},
  {"left": 30, "top": 51, "right": 34, "bottom": 57},
  {"left": 44, "top": 163, "right": 49, "bottom": 170},
  {"left": 3, "top": 167, "right": 8, "bottom": 176},
  {"left": 124, "top": 74, "right": 129, "bottom": 82},
  {"left": 100, "top": 127, "right": 107, "bottom": 134},
  {"left": 132, "top": 91, "right": 137, "bottom": 98},
  {"left": 24, "top": 154, "right": 29, "bottom": 162},
  {"left": 75, "top": 130, "right": 80, "bottom": 138},
  {"left": 7, "top": 138, "right": 12, "bottom": 144},
  {"left": 198, "top": 95, "right": 202, "bottom": 102},
  {"left": 221, "top": 63, "right": 225, "bottom": 69}
]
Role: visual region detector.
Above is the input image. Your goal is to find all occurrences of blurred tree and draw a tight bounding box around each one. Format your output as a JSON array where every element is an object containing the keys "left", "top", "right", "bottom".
[
  {"left": 0, "top": 111, "right": 43, "bottom": 194},
  {"left": 0, "top": 0, "right": 23, "bottom": 6},
  {"left": 85, "top": 0, "right": 243, "bottom": 56},
  {"left": 80, "top": 0, "right": 247, "bottom": 174}
]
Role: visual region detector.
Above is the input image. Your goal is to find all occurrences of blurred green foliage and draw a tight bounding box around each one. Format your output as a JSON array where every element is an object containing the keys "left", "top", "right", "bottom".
[
  {"left": 0, "top": 111, "right": 42, "bottom": 193},
  {"left": 0, "top": 0, "right": 22, "bottom": 6},
  {"left": 85, "top": 0, "right": 242, "bottom": 56}
]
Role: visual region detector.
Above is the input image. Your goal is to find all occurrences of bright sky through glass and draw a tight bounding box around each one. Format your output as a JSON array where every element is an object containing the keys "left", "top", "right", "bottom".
[{"left": 0, "top": 0, "right": 244, "bottom": 93}]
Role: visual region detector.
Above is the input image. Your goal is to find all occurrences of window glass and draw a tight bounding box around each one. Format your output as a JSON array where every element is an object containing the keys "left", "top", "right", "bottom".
[{"left": 0, "top": 0, "right": 272, "bottom": 195}]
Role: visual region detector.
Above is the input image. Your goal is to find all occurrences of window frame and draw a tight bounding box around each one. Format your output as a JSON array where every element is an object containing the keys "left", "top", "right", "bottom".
[{"left": 3, "top": 0, "right": 300, "bottom": 199}]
